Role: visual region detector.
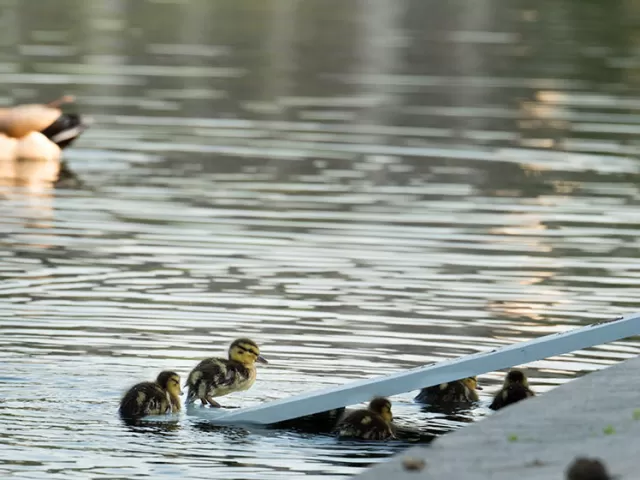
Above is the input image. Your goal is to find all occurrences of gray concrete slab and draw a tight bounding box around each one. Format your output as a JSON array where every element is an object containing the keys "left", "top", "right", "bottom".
[{"left": 355, "top": 355, "right": 640, "bottom": 479}]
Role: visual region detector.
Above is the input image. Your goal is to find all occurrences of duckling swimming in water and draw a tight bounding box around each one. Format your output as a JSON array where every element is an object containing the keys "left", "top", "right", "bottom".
[
  {"left": 119, "top": 371, "right": 182, "bottom": 419},
  {"left": 414, "top": 376, "right": 482, "bottom": 404},
  {"left": 185, "top": 338, "right": 268, "bottom": 407},
  {"left": 489, "top": 369, "right": 535, "bottom": 410},
  {"left": 336, "top": 397, "right": 395, "bottom": 440}
]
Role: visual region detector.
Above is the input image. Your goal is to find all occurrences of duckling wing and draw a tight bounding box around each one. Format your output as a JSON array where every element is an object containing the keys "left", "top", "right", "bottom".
[
  {"left": 119, "top": 382, "right": 171, "bottom": 418},
  {"left": 186, "top": 358, "right": 250, "bottom": 402},
  {"left": 336, "top": 410, "right": 394, "bottom": 441}
]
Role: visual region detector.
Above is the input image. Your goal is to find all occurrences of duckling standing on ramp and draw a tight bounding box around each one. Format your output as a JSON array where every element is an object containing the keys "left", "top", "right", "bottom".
[
  {"left": 414, "top": 376, "right": 482, "bottom": 405},
  {"left": 119, "top": 371, "right": 183, "bottom": 419},
  {"left": 336, "top": 397, "right": 396, "bottom": 440},
  {"left": 489, "top": 369, "right": 535, "bottom": 410},
  {"left": 186, "top": 338, "right": 268, "bottom": 408}
]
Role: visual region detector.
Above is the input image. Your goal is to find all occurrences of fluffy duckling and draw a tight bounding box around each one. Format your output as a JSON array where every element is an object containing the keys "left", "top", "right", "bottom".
[
  {"left": 414, "top": 376, "right": 482, "bottom": 404},
  {"left": 489, "top": 369, "right": 535, "bottom": 410},
  {"left": 566, "top": 457, "right": 613, "bottom": 480},
  {"left": 119, "top": 371, "right": 182, "bottom": 419},
  {"left": 186, "top": 338, "right": 268, "bottom": 407},
  {"left": 0, "top": 95, "right": 89, "bottom": 150},
  {"left": 336, "top": 397, "right": 395, "bottom": 440}
]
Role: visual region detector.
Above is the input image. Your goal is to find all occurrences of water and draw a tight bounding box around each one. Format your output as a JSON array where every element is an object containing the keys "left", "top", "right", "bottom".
[{"left": 1, "top": 0, "right": 640, "bottom": 478}]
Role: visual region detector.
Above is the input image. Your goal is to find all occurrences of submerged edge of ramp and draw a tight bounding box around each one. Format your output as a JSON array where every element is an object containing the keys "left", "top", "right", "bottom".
[{"left": 191, "top": 312, "right": 640, "bottom": 426}]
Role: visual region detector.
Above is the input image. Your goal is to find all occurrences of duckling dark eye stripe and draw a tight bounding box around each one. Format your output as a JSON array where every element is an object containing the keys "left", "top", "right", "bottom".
[{"left": 238, "top": 345, "right": 259, "bottom": 355}]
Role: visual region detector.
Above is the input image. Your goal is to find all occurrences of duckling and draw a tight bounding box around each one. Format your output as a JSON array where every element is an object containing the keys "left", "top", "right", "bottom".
[
  {"left": 566, "top": 457, "right": 613, "bottom": 480},
  {"left": 0, "top": 95, "right": 89, "bottom": 150},
  {"left": 119, "top": 371, "right": 183, "bottom": 419},
  {"left": 185, "top": 338, "right": 268, "bottom": 407},
  {"left": 336, "top": 397, "right": 395, "bottom": 440},
  {"left": 489, "top": 369, "right": 535, "bottom": 410},
  {"left": 414, "top": 376, "right": 482, "bottom": 404}
]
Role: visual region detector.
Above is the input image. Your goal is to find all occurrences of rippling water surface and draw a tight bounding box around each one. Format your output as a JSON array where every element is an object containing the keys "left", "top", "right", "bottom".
[{"left": 1, "top": 0, "right": 640, "bottom": 478}]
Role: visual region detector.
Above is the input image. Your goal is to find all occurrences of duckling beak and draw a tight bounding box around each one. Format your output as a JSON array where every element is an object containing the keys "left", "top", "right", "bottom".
[
  {"left": 257, "top": 355, "right": 268, "bottom": 364},
  {"left": 476, "top": 385, "right": 483, "bottom": 390}
]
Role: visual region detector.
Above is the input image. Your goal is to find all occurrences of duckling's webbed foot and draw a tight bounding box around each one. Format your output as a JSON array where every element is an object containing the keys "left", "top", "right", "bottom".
[{"left": 205, "top": 396, "right": 221, "bottom": 408}]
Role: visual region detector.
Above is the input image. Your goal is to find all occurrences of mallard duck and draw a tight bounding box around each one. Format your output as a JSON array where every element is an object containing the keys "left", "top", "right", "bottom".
[
  {"left": 566, "top": 457, "right": 613, "bottom": 480},
  {"left": 414, "top": 376, "right": 482, "bottom": 404},
  {"left": 489, "top": 369, "right": 535, "bottom": 410},
  {"left": 185, "top": 338, "right": 268, "bottom": 407},
  {"left": 336, "top": 397, "right": 396, "bottom": 440},
  {"left": 119, "top": 371, "right": 182, "bottom": 419},
  {"left": 0, "top": 95, "right": 88, "bottom": 150}
]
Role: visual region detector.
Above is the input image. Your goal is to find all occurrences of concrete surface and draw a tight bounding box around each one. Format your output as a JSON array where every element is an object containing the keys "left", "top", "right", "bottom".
[{"left": 355, "top": 355, "right": 640, "bottom": 479}]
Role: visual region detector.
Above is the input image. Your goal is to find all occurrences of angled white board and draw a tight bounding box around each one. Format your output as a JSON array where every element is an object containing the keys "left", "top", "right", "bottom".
[{"left": 189, "top": 313, "right": 640, "bottom": 426}]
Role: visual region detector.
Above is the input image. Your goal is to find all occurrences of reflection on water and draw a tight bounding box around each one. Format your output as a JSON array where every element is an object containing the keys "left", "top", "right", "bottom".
[{"left": 1, "top": 0, "right": 640, "bottom": 478}]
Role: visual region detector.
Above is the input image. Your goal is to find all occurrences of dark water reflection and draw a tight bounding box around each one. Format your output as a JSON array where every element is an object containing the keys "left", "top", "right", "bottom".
[{"left": 1, "top": 0, "right": 640, "bottom": 478}]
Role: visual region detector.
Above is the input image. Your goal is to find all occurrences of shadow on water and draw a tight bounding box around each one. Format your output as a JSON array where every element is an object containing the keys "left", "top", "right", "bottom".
[
  {"left": 121, "top": 416, "right": 182, "bottom": 436},
  {"left": 190, "top": 421, "right": 253, "bottom": 442},
  {"left": 1, "top": 0, "right": 640, "bottom": 478}
]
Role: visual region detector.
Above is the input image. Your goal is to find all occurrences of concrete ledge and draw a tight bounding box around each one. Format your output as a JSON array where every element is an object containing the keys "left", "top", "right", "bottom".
[{"left": 355, "top": 355, "right": 640, "bottom": 479}]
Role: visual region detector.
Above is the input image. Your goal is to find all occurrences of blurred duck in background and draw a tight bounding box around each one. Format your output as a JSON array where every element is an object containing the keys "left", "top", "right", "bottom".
[{"left": 0, "top": 95, "right": 89, "bottom": 183}]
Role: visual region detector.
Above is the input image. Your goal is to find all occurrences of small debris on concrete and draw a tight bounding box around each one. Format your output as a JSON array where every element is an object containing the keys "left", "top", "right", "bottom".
[{"left": 402, "top": 457, "right": 426, "bottom": 472}]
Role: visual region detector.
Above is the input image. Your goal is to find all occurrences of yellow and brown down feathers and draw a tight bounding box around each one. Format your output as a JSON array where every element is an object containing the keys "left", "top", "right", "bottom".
[
  {"left": 489, "top": 369, "right": 535, "bottom": 411},
  {"left": 119, "top": 371, "right": 182, "bottom": 419},
  {"left": 336, "top": 397, "right": 395, "bottom": 440},
  {"left": 186, "top": 338, "right": 267, "bottom": 407},
  {"left": 415, "top": 376, "right": 482, "bottom": 404}
]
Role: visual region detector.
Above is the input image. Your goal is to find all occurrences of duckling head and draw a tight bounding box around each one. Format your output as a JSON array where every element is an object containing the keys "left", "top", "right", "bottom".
[
  {"left": 156, "top": 371, "right": 183, "bottom": 398},
  {"left": 369, "top": 397, "right": 393, "bottom": 423},
  {"left": 229, "top": 338, "right": 268, "bottom": 367},
  {"left": 504, "top": 369, "right": 529, "bottom": 387},
  {"left": 461, "top": 376, "right": 483, "bottom": 391}
]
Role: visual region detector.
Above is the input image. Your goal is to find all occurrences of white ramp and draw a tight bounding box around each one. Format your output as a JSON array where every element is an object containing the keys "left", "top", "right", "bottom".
[{"left": 189, "top": 313, "right": 640, "bottom": 426}]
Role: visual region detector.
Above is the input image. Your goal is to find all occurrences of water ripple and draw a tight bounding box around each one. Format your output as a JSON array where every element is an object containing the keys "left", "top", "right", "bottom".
[{"left": 1, "top": 0, "right": 640, "bottom": 478}]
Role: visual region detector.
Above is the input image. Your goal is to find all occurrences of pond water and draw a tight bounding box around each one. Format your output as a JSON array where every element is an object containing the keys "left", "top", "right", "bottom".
[{"left": 1, "top": 0, "right": 640, "bottom": 478}]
